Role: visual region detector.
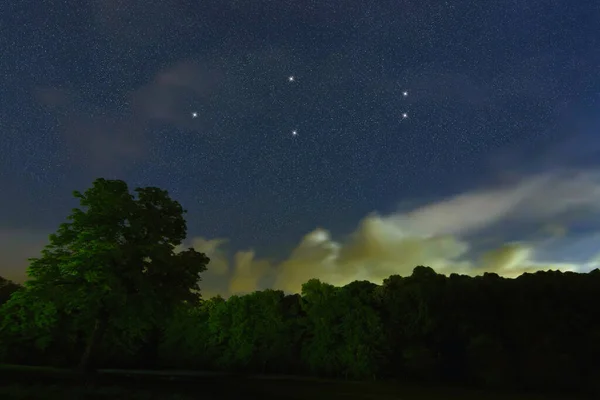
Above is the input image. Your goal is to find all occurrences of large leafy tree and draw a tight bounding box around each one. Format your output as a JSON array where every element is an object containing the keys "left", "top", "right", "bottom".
[{"left": 0, "top": 178, "right": 209, "bottom": 370}]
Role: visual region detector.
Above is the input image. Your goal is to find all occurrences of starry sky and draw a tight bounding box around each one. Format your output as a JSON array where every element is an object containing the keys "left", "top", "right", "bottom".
[{"left": 2, "top": 0, "right": 600, "bottom": 296}]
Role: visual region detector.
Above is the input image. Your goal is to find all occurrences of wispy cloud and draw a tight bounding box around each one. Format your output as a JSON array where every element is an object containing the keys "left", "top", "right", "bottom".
[
  {"left": 35, "top": 61, "right": 222, "bottom": 172},
  {"left": 188, "top": 168, "right": 600, "bottom": 295},
  {"left": 2, "top": 169, "right": 598, "bottom": 295}
]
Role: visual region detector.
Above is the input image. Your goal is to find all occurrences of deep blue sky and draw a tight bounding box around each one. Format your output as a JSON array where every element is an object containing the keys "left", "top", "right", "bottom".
[{"left": 2, "top": 1, "right": 600, "bottom": 293}]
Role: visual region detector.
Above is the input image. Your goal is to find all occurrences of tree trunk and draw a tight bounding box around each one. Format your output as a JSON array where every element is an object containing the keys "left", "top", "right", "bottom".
[{"left": 78, "top": 312, "right": 109, "bottom": 373}]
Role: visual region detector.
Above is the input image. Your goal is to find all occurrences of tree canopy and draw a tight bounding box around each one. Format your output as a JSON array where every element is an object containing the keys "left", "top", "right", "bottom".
[
  {"left": 1, "top": 179, "right": 599, "bottom": 396},
  {"left": 0, "top": 178, "right": 209, "bottom": 370}
]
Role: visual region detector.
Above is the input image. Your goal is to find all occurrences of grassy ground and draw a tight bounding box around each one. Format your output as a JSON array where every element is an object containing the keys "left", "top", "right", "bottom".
[{"left": 0, "top": 364, "right": 591, "bottom": 399}]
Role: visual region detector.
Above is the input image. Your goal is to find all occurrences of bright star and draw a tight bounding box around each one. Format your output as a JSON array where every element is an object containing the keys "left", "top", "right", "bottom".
[
  {"left": 288, "top": 76, "right": 295, "bottom": 82},
  {"left": 191, "top": 112, "right": 198, "bottom": 118},
  {"left": 402, "top": 91, "right": 408, "bottom": 97},
  {"left": 402, "top": 113, "right": 408, "bottom": 119},
  {"left": 292, "top": 130, "right": 298, "bottom": 136}
]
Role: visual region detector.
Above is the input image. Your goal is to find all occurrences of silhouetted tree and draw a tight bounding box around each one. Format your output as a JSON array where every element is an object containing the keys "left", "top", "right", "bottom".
[{"left": 0, "top": 275, "right": 21, "bottom": 305}]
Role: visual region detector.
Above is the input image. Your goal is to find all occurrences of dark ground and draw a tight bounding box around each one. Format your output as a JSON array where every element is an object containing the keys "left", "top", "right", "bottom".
[{"left": 0, "top": 365, "right": 592, "bottom": 399}]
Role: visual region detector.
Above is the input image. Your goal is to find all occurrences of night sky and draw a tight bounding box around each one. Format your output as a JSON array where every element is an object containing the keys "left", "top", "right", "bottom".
[{"left": 2, "top": 1, "right": 600, "bottom": 296}]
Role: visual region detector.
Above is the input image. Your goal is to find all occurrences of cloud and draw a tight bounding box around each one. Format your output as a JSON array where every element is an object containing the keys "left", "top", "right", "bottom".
[
  {"left": 179, "top": 237, "right": 231, "bottom": 298},
  {"left": 540, "top": 223, "right": 568, "bottom": 238},
  {"left": 187, "top": 237, "right": 229, "bottom": 276},
  {"left": 393, "top": 169, "right": 600, "bottom": 237},
  {"left": 35, "top": 61, "right": 221, "bottom": 172},
  {"left": 2, "top": 169, "right": 599, "bottom": 296},
  {"left": 476, "top": 242, "right": 579, "bottom": 278},
  {"left": 131, "top": 61, "right": 222, "bottom": 125},
  {"left": 269, "top": 218, "right": 472, "bottom": 293},
  {"left": 196, "top": 169, "right": 600, "bottom": 295},
  {"left": 228, "top": 251, "right": 271, "bottom": 294}
]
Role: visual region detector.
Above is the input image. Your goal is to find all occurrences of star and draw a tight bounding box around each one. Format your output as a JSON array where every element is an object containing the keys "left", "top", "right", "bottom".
[
  {"left": 402, "top": 113, "right": 408, "bottom": 119},
  {"left": 288, "top": 76, "right": 295, "bottom": 82},
  {"left": 402, "top": 91, "right": 408, "bottom": 97},
  {"left": 292, "top": 130, "right": 298, "bottom": 136},
  {"left": 191, "top": 112, "right": 198, "bottom": 118}
]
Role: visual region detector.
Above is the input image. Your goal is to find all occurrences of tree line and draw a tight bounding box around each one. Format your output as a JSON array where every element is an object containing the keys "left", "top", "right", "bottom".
[{"left": 0, "top": 179, "right": 598, "bottom": 395}]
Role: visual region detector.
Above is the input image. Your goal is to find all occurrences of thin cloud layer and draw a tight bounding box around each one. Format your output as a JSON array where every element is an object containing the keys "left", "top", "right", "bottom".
[
  {"left": 394, "top": 170, "right": 600, "bottom": 237},
  {"left": 35, "top": 61, "right": 221, "bottom": 172}
]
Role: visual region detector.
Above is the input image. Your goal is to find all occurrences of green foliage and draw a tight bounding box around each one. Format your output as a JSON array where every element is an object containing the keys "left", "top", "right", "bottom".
[
  {"left": 224, "top": 290, "right": 292, "bottom": 371},
  {"left": 0, "top": 287, "right": 59, "bottom": 350},
  {"left": 158, "top": 301, "right": 214, "bottom": 369},
  {"left": 300, "top": 279, "right": 342, "bottom": 376},
  {"left": 336, "top": 281, "right": 387, "bottom": 379},
  {"left": 1, "top": 178, "right": 599, "bottom": 396},
  {"left": 297, "top": 279, "right": 386, "bottom": 379},
  {"left": 162, "top": 290, "right": 305, "bottom": 373},
  {"left": 0, "top": 178, "right": 209, "bottom": 368}
]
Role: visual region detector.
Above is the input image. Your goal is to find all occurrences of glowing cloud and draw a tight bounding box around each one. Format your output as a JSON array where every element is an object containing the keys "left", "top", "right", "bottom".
[
  {"left": 1, "top": 169, "right": 599, "bottom": 297},
  {"left": 197, "top": 169, "right": 600, "bottom": 295}
]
